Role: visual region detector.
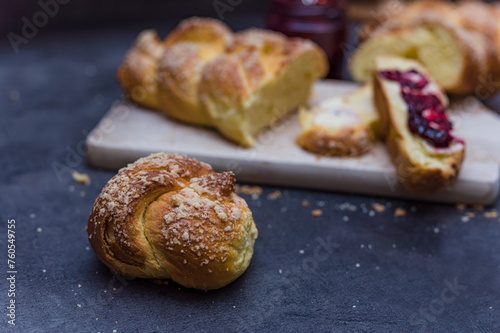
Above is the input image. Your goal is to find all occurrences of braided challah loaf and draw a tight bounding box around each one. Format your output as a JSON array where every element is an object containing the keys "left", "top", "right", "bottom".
[
  {"left": 350, "top": 0, "right": 500, "bottom": 96},
  {"left": 87, "top": 153, "right": 258, "bottom": 290},
  {"left": 118, "top": 17, "right": 328, "bottom": 146}
]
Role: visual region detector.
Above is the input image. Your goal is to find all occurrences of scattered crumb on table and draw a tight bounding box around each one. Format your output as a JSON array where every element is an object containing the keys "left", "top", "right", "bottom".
[
  {"left": 238, "top": 185, "right": 262, "bottom": 197},
  {"left": 455, "top": 203, "right": 466, "bottom": 211},
  {"left": 465, "top": 212, "right": 475, "bottom": 218},
  {"left": 484, "top": 210, "right": 498, "bottom": 219},
  {"left": 302, "top": 200, "right": 310, "bottom": 208},
  {"left": 268, "top": 191, "right": 282, "bottom": 200},
  {"left": 394, "top": 208, "right": 406, "bottom": 217},
  {"left": 312, "top": 209, "right": 323, "bottom": 217},
  {"left": 72, "top": 171, "right": 90, "bottom": 185},
  {"left": 372, "top": 203, "right": 385, "bottom": 213}
]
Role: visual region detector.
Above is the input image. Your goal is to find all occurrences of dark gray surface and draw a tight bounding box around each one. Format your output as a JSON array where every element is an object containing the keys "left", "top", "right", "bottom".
[{"left": 1, "top": 16, "right": 500, "bottom": 333}]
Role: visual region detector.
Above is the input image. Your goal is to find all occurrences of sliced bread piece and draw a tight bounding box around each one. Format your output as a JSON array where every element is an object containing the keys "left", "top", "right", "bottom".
[
  {"left": 373, "top": 56, "right": 465, "bottom": 193},
  {"left": 297, "top": 84, "right": 379, "bottom": 157}
]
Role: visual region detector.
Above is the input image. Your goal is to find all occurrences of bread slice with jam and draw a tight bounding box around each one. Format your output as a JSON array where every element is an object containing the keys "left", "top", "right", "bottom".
[{"left": 373, "top": 56, "right": 465, "bottom": 193}]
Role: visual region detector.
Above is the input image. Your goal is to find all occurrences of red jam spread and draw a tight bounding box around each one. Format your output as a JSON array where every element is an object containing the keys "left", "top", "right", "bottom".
[{"left": 379, "top": 69, "right": 460, "bottom": 148}]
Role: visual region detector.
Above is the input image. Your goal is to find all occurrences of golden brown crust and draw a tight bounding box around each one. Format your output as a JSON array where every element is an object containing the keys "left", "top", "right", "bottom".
[
  {"left": 385, "top": 132, "right": 464, "bottom": 194},
  {"left": 373, "top": 56, "right": 465, "bottom": 194},
  {"left": 373, "top": 76, "right": 391, "bottom": 141},
  {"left": 87, "top": 153, "right": 258, "bottom": 290},
  {"left": 297, "top": 126, "right": 374, "bottom": 157},
  {"left": 157, "top": 18, "right": 233, "bottom": 126},
  {"left": 116, "top": 30, "right": 164, "bottom": 110},
  {"left": 164, "top": 17, "right": 232, "bottom": 47}
]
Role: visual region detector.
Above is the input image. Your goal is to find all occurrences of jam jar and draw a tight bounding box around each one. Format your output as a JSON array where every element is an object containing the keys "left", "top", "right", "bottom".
[{"left": 266, "top": 0, "right": 348, "bottom": 79}]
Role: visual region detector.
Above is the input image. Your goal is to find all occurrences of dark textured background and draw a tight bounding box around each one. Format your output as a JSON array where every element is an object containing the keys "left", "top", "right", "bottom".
[{"left": 1, "top": 1, "right": 500, "bottom": 332}]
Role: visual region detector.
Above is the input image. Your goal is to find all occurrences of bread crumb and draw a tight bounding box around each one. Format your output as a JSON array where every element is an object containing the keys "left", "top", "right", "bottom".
[
  {"left": 312, "top": 209, "right": 323, "bottom": 217},
  {"left": 268, "top": 191, "right": 282, "bottom": 200},
  {"left": 471, "top": 204, "right": 484, "bottom": 211},
  {"left": 461, "top": 216, "right": 470, "bottom": 223},
  {"left": 72, "top": 171, "right": 91, "bottom": 185},
  {"left": 355, "top": 263, "right": 360, "bottom": 268},
  {"left": 372, "top": 203, "right": 386, "bottom": 213},
  {"left": 302, "top": 200, "right": 310, "bottom": 207},
  {"left": 78, "top": 284, "right": 82, "bottom": 288},
  {"left": 455, "top": 203, "right": 466, "bottom": 211},
  {"left": 484, "top": 210, "right": 498, "bottom": 219},
  {"left": 299, "top": 250, "right": 304, "bottom": 254},
  {"left": 315, "top": 155, "right": 322, "bottom": 161},
  {"left": 278, "top": 269, "right": 282, "bottom": 274},
  {"left": 238, "top": 185, "right": 262, "bottom": 197},
  {"left": 465, "top": 212, "right": 475, "bottom": 218},
  {"left": 394, "top": 208, "right": 406, "bottom": 217},
  {"left": 36, "top": 227, "right": 42, "bottom": 233}
]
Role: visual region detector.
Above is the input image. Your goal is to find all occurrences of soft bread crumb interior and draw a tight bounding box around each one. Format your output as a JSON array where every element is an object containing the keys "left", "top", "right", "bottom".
[{"left": 351, "top": 25, "right": 464, "bottom": 91}]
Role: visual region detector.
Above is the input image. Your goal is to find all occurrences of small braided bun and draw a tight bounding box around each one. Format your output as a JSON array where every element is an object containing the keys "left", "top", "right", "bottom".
[{"left": 87, "top": 153, "right": 258, "bottom": 290}]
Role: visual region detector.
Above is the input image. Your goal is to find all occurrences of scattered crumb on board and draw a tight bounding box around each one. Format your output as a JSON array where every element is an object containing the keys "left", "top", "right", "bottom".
[{"left": 302, "top": 200, "right": 310, "bottom": 208}]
